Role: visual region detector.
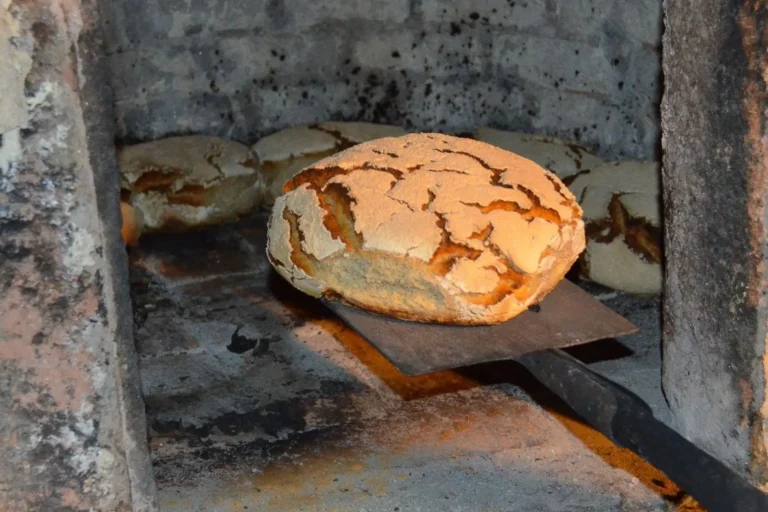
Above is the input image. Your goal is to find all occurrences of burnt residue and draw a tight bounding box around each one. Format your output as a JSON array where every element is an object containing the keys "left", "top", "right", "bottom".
[
  {"left": 151, "top": 378, "right": 362, "bottom": 440},
  {"left": 227, "top": 326, "right": 259, "bottom": 354},
  {"left": 226, "top": 328, "right": 281, "bottom": 355}
]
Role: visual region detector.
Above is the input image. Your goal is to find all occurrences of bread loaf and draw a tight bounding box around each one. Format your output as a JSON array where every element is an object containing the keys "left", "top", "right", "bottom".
[
  {"left": 474, "top": 127, "right": 604, "bottom": 180},
  {"left": 119, "top": 136, "right": 264, "bottom": 232},
  {"left": 253, "top": 122, "right": 406, "bottom": 205},
  {"left": 568, "top": 161, "right": 662, "bottom": 294},
  {"left": 266, "top": 133, "right": 585, "bottom": 325}
]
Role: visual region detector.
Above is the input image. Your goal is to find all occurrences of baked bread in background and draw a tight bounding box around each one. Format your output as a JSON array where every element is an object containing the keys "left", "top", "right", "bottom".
[
  {"left": 473, "top": 127, "right": 604, "bottom": 181},
  {"left": 118, "top": 136, "right": 264, "bottom": 233},
  {"left": 253, "top": 122, "right": 406, "bottom": 205},
  {"left": 266, "top": 133, "right": 585, "bottom": 325},
  {"left": 568, "top": 161, "right": 662, "bottom": 294}
]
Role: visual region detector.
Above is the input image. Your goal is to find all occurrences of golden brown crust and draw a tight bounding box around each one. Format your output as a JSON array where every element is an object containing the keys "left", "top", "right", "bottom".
[
  {"left": 119, "top": 136, "right": 265, "bottom": 232},
  {"left": 474, "top": 127, "right": 604, "bottom": 180},
  {"left": 569, "top": 161, "right": 662, "bottom": 294},
  {"left": 267, "top": 133, "right": 586, "bottom": 325},
  {"left": 253, "top": 122, "right": 407, "bottom": 204}
]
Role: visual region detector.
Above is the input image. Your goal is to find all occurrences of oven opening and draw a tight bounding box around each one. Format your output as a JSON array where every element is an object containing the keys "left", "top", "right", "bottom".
[{"left": 4, "top": 0, "right": 767, "bottom": 510}]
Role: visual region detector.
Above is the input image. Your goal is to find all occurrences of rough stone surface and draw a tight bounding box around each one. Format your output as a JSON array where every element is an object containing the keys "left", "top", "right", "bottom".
[
  {"left": 661, "top": 0, "right": 768, "bottom": 485},
  {"left": 127, "top": 213, "right": 698, "bottom": 511},
  {"left": 0, "top": 0, "right": 156, "bottom": 509},
  {"left": 100, "top": 0, "right": 662, "bottom": 160}
]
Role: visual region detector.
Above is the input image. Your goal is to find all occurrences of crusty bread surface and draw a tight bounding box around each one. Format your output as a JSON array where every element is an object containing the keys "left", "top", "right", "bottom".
[
  {"left": 568, "top": 161, "right": 662, "bottom": 294},
  {"left": 266, "top": 133, "right": 586, "bottom": 325},
  {"left": 474, "top": 127, "right": 604, "bottom": 181},
  {"left": 119, "top": 135, "right": 264, "bottom": 232},
  {"left": 253, "top": 122, "right": 406, "bottom": 205}
]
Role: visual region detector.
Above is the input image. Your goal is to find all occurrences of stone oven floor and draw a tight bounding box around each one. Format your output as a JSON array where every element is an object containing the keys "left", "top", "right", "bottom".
[{"left": 129, "top": 213, "right": 691, "bottom": 512}]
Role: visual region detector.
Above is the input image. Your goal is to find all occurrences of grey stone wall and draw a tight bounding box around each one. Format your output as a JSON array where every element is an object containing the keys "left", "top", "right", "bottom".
[
  {"left": 0, "top": 0, "right": 156, "bottom": 509},
  {"left": 661, "top": 0, "right": 768, "bottom": 484},
  {"left": 102, "top": 0, "right": 662, "bottom": 160}
]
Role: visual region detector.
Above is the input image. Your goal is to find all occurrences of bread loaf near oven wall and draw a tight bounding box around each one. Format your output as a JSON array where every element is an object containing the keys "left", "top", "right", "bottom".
[
  {"left": 118, "top": 135, "right": 265, "bottom": 235},
  {"left": 266, "top": 133, "right": 586, "bottom": 325},
  {"left": 252, "top": 122, "right": 406, "bottom": 205},
  {"left": 568, "top": 161, "right": 662, "bottom": 294},
  {"left": 473, "top": 127, "right": 605, "bottom": 181},
  {"left": 475, "top": 128, "right": 663, "bottom": 295}
]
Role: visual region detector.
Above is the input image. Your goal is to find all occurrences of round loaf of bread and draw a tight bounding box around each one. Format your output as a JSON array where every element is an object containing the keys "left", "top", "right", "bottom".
[
  {"left": 474, "top": 127, "right": 604, "bottom": 181},
  {"left": 119, "top": 136, "right": 264, "bottom": 232},
  {"left": 253, "top": 122, "right": 407, "bottom": 205},
  {"left": 568, "top": 161, "right": 662, "bottom": 294},
  {"left": 266, "top": 133, "right": 585, "bottom": 325}
]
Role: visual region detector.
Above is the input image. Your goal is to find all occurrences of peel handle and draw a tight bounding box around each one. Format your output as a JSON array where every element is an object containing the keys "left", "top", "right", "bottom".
[{"left": 518, "top": 348, "right": 768, "bottom": 512}]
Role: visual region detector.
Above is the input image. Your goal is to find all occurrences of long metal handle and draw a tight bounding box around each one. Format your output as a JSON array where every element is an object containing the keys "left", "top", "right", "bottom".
[{"left": 518, "top": 349, "right": 768, "bottom": 512}]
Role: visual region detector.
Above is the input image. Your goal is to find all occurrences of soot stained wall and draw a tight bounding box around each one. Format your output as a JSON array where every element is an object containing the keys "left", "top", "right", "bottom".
[{"left": 102, "top": 0, "right": 662, "bottom": 160}]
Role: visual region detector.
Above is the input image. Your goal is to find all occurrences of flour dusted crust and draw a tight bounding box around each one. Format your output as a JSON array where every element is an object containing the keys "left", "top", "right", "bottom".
[
  {"left": 266, "top": 133, "right": 585, "bottom": 325},
  {"left": 569, "top": 161, "right": 662, "bottom": 294},
  {"left": 253, "top": 122, "right": 407, "bottom": 204},
  {"left": 474, "top": 127, "right": 604, "bottom": 180},
  {"left": 119, "top": 136, "right": 264, "bottom": 232}
]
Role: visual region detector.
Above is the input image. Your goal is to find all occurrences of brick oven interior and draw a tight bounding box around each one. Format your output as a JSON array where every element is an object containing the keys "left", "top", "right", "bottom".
[
  {"left": 101, "top": 1, "right": 676, "bottom": 510},
  {"left": 11, "top": 0, "right": 768, "bottom": 510}
]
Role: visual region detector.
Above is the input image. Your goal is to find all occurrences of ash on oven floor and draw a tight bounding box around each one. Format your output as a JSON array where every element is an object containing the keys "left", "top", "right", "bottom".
[{"left": 129, "top": 213, "right": 677, "bottom": 512}]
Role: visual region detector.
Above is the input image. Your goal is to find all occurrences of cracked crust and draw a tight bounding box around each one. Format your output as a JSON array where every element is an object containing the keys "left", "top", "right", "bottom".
[
  {"left": 118, "top": 136, "right": 264, "bottom": 232},
  {"left": 569, "top": 161, "right": 662, "bottom": 294},
  {"left": 474, "top": 127, "right": 604, "bottom": 180},
  {"left": 267, "top": 133, "right": 585, "bottom": 325},
  {"left": 253, "top": 122, "right": 407, "bottom": 204}
]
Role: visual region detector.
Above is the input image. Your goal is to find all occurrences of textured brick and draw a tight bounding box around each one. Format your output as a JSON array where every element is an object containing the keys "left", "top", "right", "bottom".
[
  {"left": 115, "top": 91, "right": 237, "bottom": 142},
  {"left": 405, "top": 79, "right": 525, "bottom": 134},
  {"left": 552, "top": 0, "right": 662, "bottom": 47},
  {"left": 107, "top": 0, "right": 663, "bottom": 160},
  {"left": 492, "top": 34, "right": 621, "bottom": 96},
  {"left": 283, "top": 0, "right": 410, "bottom": 28},
  {"left": 254, "top": 81, "right": 366, "bottom": 133},
  {"left": 662, "top": 0, "right": 768, "bottom": 482},
  {"left": 353, "top": 28, "right": 490, "bottom": 79},
  {"left": 1, "top": 0, "right": 155, "bottom": 509},
  {"left": 101, "top": 0, "right": 271, "bottom": 51},
  {"left": 419, "top": 0, "right": 550, "bottom": 30}
]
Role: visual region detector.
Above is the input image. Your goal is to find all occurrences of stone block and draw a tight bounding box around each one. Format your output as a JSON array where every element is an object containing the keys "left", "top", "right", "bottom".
[
  {"left": 101, "top": 0, "right": 271, "bottom": 51},
  {"left": 108, "top": 44, "right": 211, "bottom": 103},
  {"left": 404, "top": 79, "right": 524, "bottom": 134},
  {"left": 253, "top": 81, "right": 363, "bottom": 133},
  {"left": 550, "top": 0, "right": 662, "bottom": 48},
  {"left": 353, "top": 28, "right": 490, "bottom": 79},
  {"left": 492, "top": 34, "right": 621, "bottom": 97},
  {"left": 282, "top": 0, "right": 410, "bottom": 28},
  {"left": 1, "top": 0, "right": 155, "bottom": 509},
  {"left": 661, "top": 0, "right": 768, "bottom": 485},
  {"left": 114, "top": 91, "right": 237, "bottom": 142},
  {"left": 419, "top": 0, "right": 550, "bottom": 31},
  {"left": 532, "top": 91, "right": 657, "bottom": 160}
]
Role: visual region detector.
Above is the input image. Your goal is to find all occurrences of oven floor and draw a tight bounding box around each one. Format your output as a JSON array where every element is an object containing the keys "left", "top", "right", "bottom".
[{"left": 129, "top": 213, "right": 686, "bottom": 512}]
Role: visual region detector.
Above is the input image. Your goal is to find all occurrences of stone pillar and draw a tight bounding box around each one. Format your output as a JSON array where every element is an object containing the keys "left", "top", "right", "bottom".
[
  {"left": 0, "top": 0, "right": 156, "bottom": 510},
  {"left": 661, "top": 0, "right": 768, "bottom": 485}
]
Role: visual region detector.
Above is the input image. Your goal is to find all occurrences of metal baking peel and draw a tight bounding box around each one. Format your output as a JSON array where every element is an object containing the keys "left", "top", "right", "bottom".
[{"left": 321, "top": 279, "right": 768, "bottom": 512}]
